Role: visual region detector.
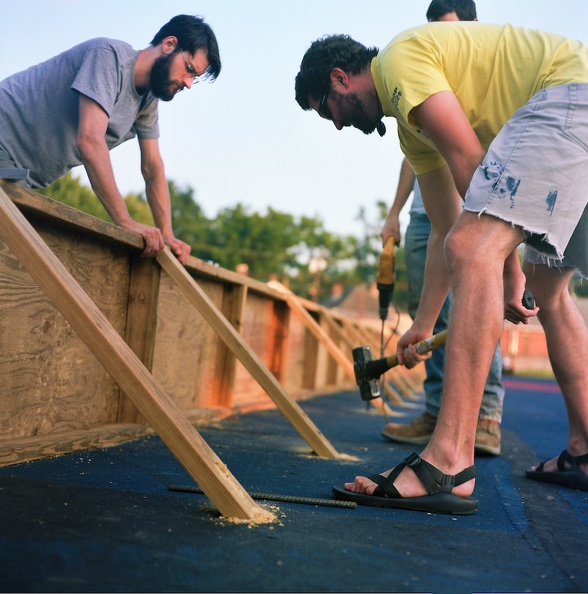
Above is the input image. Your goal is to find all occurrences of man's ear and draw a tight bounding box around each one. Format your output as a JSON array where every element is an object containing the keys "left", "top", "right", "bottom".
[
  {"left": 161, "top": 36, "right": 179, "bottom": 55},
  {"left": 329, "top": 67, "right": 350, "bottom": 89}
]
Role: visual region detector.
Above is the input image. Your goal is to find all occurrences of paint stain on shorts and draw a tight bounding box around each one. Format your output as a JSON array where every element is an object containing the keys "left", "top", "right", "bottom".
[
  {"left": 546, "top": 190, "right": 558, "bottom": 215},
  {"left": 483, "top": 161, "right": 521, "bottom": 208}
]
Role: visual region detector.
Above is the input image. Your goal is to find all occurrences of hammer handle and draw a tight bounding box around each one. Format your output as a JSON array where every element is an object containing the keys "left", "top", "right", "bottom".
[{"left": 365, "top": 330, "right": 448, "bottom": 378}]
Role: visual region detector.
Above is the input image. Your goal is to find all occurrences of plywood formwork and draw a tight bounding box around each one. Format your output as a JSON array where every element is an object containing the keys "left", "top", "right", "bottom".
[{"left": 0, "top": 181, "right": 354, "bottom": 468}]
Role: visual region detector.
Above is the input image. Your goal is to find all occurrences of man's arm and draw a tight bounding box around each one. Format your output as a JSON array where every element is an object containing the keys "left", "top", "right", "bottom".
[
  {"left": 411, "top": 91, "right": 485, "bottom": 198},
  {"left": 414, "top": 166, "right": 463, "bottom": 330},
  {"left": 138, "top": 138, "right": 191, "bottom": 264},
  {"left": 395, "top": 91, "right": 482, "bottom": 365},
  {"left": 381, "top": 157, "right": 415, "bottom": 247},
  {"left": 77, "top": 94, "right": 188, "bottom": 262},
  {"left": 413, "top": 91, "right": 531, "bottom": 315}
]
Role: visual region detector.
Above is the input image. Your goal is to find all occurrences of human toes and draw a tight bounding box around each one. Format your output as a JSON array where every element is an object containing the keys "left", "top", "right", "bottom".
[{"left": 344, "top": 476, "right": 375, "bottom": 494}]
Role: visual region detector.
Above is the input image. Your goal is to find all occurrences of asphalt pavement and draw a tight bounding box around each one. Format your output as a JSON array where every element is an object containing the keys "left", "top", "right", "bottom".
[{"left": 1, "top": 376, "right": 587, "bottom": 593}]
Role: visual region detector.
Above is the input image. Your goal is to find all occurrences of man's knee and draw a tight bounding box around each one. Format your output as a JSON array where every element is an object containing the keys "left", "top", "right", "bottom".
[{"left": 444, "top": 223, "right": 477, "bottom": 276}]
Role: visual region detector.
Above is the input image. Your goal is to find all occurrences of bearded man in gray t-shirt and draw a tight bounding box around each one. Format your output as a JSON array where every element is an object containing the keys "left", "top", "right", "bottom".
[{"left": 0, "top": 14, "right": 221, "bottom": 264}]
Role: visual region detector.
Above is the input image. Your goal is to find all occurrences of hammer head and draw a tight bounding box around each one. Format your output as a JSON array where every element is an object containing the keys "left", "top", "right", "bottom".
[{"left": 352, "top": 345, "right": 380, "bottom": 401}]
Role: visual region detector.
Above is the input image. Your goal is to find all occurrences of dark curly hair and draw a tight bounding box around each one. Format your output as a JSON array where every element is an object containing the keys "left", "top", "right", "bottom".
[
  {"left": 426, "top": 0, "right": 477, "bottom": 22},
  {"left": 295, "top": 35, "right": 378, "bottom": 110}
]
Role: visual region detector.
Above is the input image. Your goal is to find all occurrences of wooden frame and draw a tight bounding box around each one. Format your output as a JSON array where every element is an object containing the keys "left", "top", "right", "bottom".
[{"left": 0, "top": 185, "right": 273, "bottom": 522}]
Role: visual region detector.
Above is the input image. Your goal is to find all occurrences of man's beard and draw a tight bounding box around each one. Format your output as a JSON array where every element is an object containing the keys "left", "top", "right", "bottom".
[
  {"left": 150, "top": 52, "right": 183, "bottom": 101},
  {"left": 337, "top": 92, "right": 378, "bottom": 135}
]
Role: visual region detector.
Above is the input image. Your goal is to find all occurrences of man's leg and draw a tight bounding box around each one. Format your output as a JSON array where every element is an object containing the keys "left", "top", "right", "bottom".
[
  {"left": 347, "top": 211, "right": 522, "bottom": 498},
  {"left": 524, "top": 262, "right": 588, "bottom": 473},
  {"left": 382, "top": 213, "right": 447, "bottom": 442},
  {"left": 475, "top": 343, "right": 504, "bottom": 455},
  {"left": 385, "top": 211, "right": 504, "bottom": 454}
]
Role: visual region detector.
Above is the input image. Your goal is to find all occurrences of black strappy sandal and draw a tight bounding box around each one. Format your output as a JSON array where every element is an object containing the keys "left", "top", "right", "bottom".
[
  {"left": 526, "top": 449, "right": 588, "bottom": 491},
  {"left": 333, "top": 452, "right": 479, "bottom": 515}
]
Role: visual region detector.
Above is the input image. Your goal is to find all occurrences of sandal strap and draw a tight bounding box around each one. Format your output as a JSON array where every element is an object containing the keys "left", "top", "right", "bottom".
[
  {"left": 558, "top": 449, "right": 588, "bottom": 471},
  {"left": 367, "top": 453, "right": 475, "bottom": 498},
  {"left": 405, "top": 452, "right": 475, "bottom": 495},
  {"left": 368, "top": 464, "right": 406, "bottom": 498}
]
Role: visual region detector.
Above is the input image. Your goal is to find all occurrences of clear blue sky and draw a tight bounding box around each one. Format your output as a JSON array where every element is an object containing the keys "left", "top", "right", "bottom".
[{"left": 2, "top": 1, "right": 588, "bottom": 239}]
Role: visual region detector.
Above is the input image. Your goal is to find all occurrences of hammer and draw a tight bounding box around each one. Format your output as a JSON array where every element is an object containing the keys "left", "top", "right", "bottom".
[
  {"left": 353, "top": 331, "right": 447, "bottom": 401},
  {"left": 353, "top": 289, "right": 536, "bottom": 401}
]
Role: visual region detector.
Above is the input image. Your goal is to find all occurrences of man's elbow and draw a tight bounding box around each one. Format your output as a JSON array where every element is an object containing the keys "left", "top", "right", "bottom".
[
  {"left": 141, "top": 160, "right": 166, "bottom": 186},
  {"left": 76, "top": 132, "right": 102, "bottom": 162}
]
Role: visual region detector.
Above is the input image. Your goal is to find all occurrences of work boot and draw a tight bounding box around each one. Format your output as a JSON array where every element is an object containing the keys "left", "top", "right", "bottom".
[
  {"left": 381, "top": 412, "right": 437, "bottom": 445},
  {"left": 474, "top": 418, "right": 502, "bottom": 456},
  {"left": 382, "top": 413, "right": 502, "bottom": 456}
]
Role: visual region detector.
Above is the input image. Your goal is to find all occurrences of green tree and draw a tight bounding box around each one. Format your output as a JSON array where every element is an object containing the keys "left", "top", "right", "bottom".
[
  {"left": 38, "top": 172, "right": 110, "bottom": 221},
  {"left": 38, "top": 173, "right": 408, "bottom": 306}
]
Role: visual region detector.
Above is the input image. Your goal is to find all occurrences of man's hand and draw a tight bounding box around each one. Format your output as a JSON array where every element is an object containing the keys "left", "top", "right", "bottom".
[
  {"left": 121, "top": 219, "right": 191, "bottom": 264},
  {"left": 164, "top": 236, "right": 191, "bottom": 265},
  {"left": 122, "top": 220, "right": 164, "bottom": 258},
  {"left": 381, "top": 212, "right": 401, "bottom": 247},
  {"left": 396, "top": 325, "right": 434, "bottom": 369},
  {"left": 503, "top": 276, "right": 539, "bottom": 325},
  {"left": 503, "top": 251, "right": 539, "bottom": 324}
]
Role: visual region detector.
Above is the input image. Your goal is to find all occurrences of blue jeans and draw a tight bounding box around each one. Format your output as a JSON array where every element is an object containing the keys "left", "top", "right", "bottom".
[{"left": 405, "top": 212, "right": 504, "bottom": 422}]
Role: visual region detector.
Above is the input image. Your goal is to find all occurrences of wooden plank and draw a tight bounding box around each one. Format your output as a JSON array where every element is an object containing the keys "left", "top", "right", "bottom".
[
  {"left": 0, "top": 406, "right": 231, "bottom": 468},
  {"left": 213, "top": 283, "right": 248, "bottom": 408},
  {"left": 283, "top": 294, "right": 395, "bottom": 415},
  {"left": 302, "top": 314, "right": 321, "bottom": 390},
  {"left": 318, "top": 312, "right": 340, "bottom": 385},
  {"left": 286, "top": 294, "right": 356, "bottom": 381},
  {"left": 0, "top": 185, "right": 273, "bottom": 523},
  {"left": 0, "top": 224, "right": 128, "bottom": 439},
  {"left": 319, "top": 308, "right": 404, "bottom": 406},
  {"left": 269, "top": 299, "right": 290, "bottom": 384},
  {"left": 156, "top": 248, "right": 339, "bottom": 459},
  {"left": 0, "top": 180, "right": 143, "bottom": 252},
  {"left": 118, "top": 257, "right": 161, "bottom": 423}
]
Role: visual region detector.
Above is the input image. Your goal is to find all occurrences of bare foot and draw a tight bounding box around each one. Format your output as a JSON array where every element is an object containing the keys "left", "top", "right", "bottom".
[
  {"left": 530, "top": 450, "right": 588, "bottom": 475},
  {"left": 344, "top": 454, "right": 475, "bottom": 499}
]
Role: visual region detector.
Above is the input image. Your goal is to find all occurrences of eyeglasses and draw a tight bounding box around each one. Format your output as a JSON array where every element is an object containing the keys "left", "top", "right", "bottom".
[
  {"left": 318, "top": 89, "right": 332, "bottom": 120},
  {"left": 178, "top": 47, "right": 200, "bottom": 82}
]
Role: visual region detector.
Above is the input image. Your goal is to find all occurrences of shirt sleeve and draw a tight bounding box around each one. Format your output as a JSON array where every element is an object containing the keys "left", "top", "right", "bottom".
[
  {"left": 378, "top": 32, "right": 453, "bottom": 174},
  {"left": 384, "top": 35, "right": 453, "bottom": 127},
  {"left": 71, "top": 45, "right": 121, "bottom": 116}
]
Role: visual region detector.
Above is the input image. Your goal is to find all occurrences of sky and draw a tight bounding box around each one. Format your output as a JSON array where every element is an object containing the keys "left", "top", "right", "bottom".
[{"left": 2, "top": 1, "right": 588, "bottom": 240}]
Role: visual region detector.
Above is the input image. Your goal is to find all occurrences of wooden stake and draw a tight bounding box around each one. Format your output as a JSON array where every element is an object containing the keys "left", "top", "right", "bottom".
[
  {"left": 156, "top": 248, "right": 340, "bottom": 459},
  {"left": 0, "top": 186, "right": 274, "bottom": 523}
]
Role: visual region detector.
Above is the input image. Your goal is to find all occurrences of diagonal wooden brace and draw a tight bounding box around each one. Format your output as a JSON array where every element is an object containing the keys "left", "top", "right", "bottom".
[
  {"left": 279, "top": 292, "right": 396, "bottom": 416},
  {"left": 156, "top": 248, "right": 340, "bottom": 459},
  {"left": 0, "top": 186, "right": 274, "bottom": 523}
]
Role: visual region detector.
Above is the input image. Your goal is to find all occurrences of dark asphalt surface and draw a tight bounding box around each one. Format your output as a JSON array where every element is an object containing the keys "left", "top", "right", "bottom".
[{"left": 1, "top": 376, "right": 587, "bottom": 593}]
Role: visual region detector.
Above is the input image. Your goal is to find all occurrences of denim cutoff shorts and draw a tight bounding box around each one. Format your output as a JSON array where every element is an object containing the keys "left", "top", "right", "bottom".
[{"left": 465, "top": 83, "right": 588, "bottom": 278}]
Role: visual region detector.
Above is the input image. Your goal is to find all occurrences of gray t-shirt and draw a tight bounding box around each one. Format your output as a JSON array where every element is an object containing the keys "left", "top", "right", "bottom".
[{"left": 0, "top": 38, "right": 159, "bottom": 188}]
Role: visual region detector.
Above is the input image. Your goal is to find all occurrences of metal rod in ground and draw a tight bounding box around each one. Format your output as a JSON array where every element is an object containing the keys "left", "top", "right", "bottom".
[{"left": 169, "top": 484, "right": 357, "bottom": 509}]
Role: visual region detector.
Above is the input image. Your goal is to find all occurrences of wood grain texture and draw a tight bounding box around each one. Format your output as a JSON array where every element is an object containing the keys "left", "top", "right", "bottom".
[
  {"left": 0, "top": 186, "right": 273, "bottom": 522},
  {"left": 156, "top": 248, "right": 339, "bottom": 459}
]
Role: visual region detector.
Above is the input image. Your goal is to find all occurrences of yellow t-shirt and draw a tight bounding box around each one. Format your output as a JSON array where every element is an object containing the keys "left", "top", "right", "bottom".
[{"left": 372, "top": 22, "right": 588, "bottom": 174}]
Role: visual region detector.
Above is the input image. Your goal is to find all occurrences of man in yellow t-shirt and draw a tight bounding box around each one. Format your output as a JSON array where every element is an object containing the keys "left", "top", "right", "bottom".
[{"left": 295, "top": 23, "right": 588, "bottom": 514}]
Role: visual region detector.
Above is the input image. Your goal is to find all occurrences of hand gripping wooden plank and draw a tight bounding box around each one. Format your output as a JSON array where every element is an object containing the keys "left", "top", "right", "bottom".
[{"left": 0, "top": 185, "right": 274, "bottom": 523}]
